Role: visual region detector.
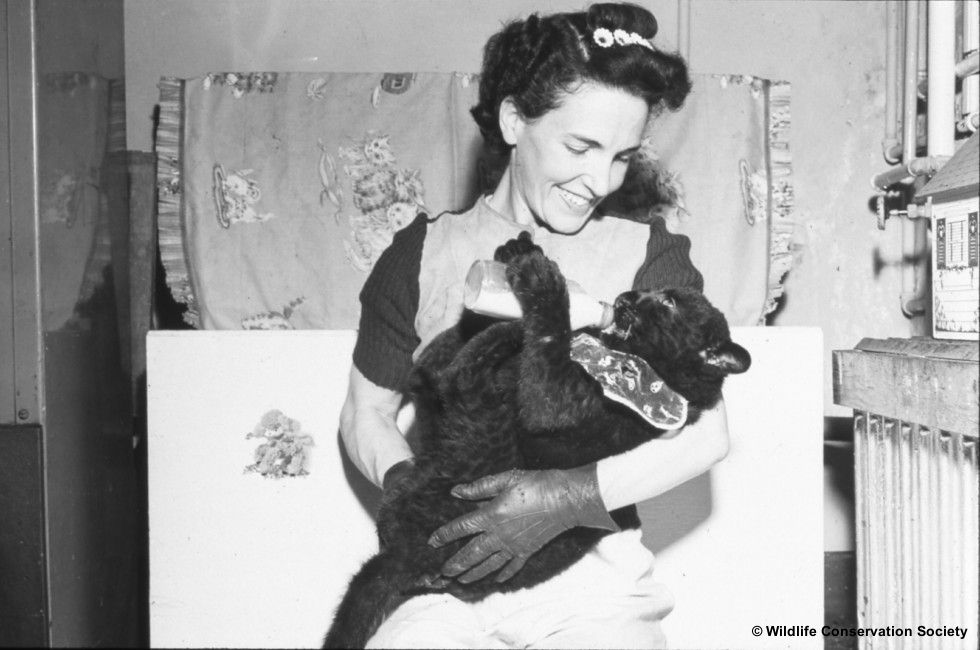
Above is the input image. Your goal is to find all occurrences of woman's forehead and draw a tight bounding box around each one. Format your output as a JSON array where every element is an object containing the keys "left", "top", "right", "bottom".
[{"left": 541, "top": 83, "right": 648, "bottom": 146}]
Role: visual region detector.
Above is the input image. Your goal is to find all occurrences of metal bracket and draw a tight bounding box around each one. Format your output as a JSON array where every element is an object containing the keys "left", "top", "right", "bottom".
[{"left": 876, "top": 194, "right": 933, "bottom": 230}]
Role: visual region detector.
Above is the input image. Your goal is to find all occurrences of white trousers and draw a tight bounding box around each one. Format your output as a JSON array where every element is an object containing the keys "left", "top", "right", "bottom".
[{"left": 366, "top": 529, "right": 674, "bottom": 649}]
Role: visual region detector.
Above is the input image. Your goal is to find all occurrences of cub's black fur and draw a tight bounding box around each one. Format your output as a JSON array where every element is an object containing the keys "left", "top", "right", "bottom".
[{"left": 324, "top": 234, "right": 750, "bottom": 648}]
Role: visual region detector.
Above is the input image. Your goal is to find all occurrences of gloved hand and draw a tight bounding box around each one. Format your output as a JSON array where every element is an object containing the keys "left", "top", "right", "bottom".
[{"left": 427, "top": 463, "right": 619, "bottom": 584}]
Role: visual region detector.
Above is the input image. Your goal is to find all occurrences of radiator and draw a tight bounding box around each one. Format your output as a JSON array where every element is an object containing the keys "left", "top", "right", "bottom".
[
  {"left": 835, "top": 338, "right": 979, "bottom": 650},
  {"left": 854, "top": 415, "right": 978, "bottom": 648}
]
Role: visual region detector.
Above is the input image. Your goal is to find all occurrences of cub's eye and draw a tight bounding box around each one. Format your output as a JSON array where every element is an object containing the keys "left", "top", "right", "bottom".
[{"left": 659, "top": 296, "right": 675, "bottom": 309}]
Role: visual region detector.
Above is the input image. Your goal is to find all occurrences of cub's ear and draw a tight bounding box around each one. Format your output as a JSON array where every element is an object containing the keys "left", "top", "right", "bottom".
[{"left": 700, "top": 341, "right": 751, "bottom": 375}]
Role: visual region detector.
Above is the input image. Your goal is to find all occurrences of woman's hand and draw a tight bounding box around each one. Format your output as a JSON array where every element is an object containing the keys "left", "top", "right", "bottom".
[{"left": 427, "top": 464, "right": 619, "bottom": 584}]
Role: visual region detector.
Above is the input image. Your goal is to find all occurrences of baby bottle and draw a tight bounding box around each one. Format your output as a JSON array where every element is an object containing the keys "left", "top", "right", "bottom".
[{"left": 463, "top": 260, "right": 615, "bottom": 330}]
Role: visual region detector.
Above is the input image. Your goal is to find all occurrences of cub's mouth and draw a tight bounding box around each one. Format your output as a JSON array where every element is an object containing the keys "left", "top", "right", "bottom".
[{"left": 602, "top": 291, "right": 640, "bottom": 342}]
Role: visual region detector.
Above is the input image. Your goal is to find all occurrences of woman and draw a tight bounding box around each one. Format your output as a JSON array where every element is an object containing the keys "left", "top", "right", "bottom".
[{"left": 340, "top": 3, "right": 730, "bottom": 647}]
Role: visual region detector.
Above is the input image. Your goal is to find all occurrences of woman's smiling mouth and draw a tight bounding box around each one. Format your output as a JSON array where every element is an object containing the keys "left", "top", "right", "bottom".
[{"left": 557, "top": 187, "right": 592, "bottom": 210}]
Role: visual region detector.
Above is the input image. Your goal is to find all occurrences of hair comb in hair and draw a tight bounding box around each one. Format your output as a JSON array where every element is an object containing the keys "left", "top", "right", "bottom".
[{"left": 592, "top": 27, "right": 654, "bottom": 50}]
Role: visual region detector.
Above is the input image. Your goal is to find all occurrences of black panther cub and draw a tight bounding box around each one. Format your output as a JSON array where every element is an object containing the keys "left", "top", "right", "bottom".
[{"left": 324, "top": 234, "right": 750, "bottom": 648}]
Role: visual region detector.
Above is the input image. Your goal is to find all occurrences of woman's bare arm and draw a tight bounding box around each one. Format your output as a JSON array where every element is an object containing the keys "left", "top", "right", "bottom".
[
  {"left": 339, "top": 365, "right": 413, "bottom": 488},
  {"left": 596, "top": 398, "right": 731, "bottom": 511}
]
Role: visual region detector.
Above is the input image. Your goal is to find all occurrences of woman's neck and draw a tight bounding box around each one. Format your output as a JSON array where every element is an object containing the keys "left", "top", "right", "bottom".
[{"left": 486, "top": 163, "right": 536, "bottom": 228}]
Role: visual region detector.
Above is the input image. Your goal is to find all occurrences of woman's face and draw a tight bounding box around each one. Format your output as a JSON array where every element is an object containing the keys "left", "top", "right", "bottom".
[{"left": 501, "top": 82, "right": 649, "bottom": 234}]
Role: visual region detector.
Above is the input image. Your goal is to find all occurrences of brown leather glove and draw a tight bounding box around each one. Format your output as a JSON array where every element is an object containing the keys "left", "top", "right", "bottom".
[{"left": 427, "top": 463, "right": 619, "bottom": 584}]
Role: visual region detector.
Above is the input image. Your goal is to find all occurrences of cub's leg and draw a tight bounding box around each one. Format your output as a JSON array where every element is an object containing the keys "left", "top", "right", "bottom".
[{"left": 502, "top": 240, "right": 606, "bottom": 431}]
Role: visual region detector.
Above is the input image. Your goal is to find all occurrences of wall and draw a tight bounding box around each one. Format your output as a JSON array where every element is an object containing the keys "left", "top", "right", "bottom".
[
  {"left": 36, "top": 0, "right": 125, "bottom": 76},
  {"left": 124, "top": 0, "right": 910, "bottom": 414},
  {"left": 0, "top": 0, "right": 138, "bottom": 645},
  {"left": 125, "top": 0, "right": 905, "bottom": 552},
  {"left": 687, "top": 0, "right": 900, "bottom": 555},
  {"left": 124, "top": 0, "right": 677, "bottom": 150},
  {"left": 688, "top": 1, "right": 910, "bottom": 417},
  {"left": 36, "top": 0, "right": 140, "bottom": 645},
  {"left": 126, "top": 1, "right": 530, "bottom": 146}
]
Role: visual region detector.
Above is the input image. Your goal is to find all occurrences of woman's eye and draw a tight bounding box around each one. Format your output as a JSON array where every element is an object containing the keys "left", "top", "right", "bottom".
[{"left": 565, "top": 144, "right": 588, "bottom": 155}]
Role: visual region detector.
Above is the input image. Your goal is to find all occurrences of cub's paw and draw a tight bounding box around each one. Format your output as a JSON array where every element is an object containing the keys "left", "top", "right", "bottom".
[
  {"left": 506, "top": 249, "right": 566, "bottom": 312},
  {"left": 493, "top": 231, "right": 541, "bottom": 264}
]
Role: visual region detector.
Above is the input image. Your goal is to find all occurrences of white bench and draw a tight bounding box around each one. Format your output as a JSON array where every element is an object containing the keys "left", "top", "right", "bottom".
[{"left": 148, "top": 327, "right": 823, "bottom": 649}]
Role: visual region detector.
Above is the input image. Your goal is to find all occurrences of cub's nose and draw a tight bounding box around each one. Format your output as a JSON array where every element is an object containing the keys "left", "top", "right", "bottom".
[
  {"left": 614, "top": 291, "right": 638, "bottom": 311},
  {"left": 613, "top": 291, "right": 640, "bottom": 330}
]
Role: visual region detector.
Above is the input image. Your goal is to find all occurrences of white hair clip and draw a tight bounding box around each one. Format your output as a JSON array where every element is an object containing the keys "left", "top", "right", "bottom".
[{"left": 593, "top": 27, "right": 653, "bottom": 50}]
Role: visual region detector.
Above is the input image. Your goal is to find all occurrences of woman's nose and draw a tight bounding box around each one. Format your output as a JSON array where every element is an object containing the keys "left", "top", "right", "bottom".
[{"left": 581, "top": 157, "right": 616, "bottom": 198}]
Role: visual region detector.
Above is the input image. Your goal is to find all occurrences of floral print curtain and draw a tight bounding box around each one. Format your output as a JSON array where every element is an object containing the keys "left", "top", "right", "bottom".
[{"left": 157, "top": 72, "right": 793, "bottom": 330}]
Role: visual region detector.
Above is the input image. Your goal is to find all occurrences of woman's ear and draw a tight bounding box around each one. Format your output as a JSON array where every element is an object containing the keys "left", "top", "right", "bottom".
[{"left": 499, "top": 97, "right": 524, "bottom": 146}]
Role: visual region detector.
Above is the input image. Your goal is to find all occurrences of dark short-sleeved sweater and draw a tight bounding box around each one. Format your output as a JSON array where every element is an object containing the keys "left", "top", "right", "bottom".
[{"left": 353, "top": 212, "right": 703, "bottom": 392}]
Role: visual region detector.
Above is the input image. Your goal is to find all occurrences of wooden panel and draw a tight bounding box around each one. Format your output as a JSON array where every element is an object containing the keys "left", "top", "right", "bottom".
[
  {"left": 43, "top": 329, "right": 140, "bottom": 647},
  {"left": 853, "top": 336, "right": 979, "bottom": 361},
  {"left": 833, "top": 341, "right": 979, "bottom": 439},
  {"left": 5, "top": 0, "right": 42, "bottom": 426},
  {"left": 824, "top": 551, "right": 856, "bottom": 650},
  {"left": 0, "top": 425, "right": 49, "bottom": 647},
  {"left": 0, "top": 2, "right": 16, "bottom": 423}
]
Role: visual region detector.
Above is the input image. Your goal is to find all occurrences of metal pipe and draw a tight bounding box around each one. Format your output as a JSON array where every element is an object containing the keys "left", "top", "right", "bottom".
[
  {"left": 901, "top": 1, "right": 957, "bottom": 319},
  {"left": 677, "top": 0, "right": 691, "bottom": 63},
  {"left": 883, "top": 0, "right": 901, "bottom": 162},
  {"left": 917, "top": 0, "right": 928, "bottom": 91},
  {"left": 955, "top": 51, "right": 979, "bottom": 78},
  {"left": 900, "top": 1, "right": 923, "bottom": 318},
  {"left": 902, "top": 3, "right": 920, "bottom": 160},
  {"left": 966, "top": 0, "right": 980, "bottom": 55},
  {"left": 871, "top": 155, "right": 951, "bottom": 191},
  {"left": 885, "top": 138, "right": 926, "bottom": 162},
  {"left": 963, "top": 0, "right": 979, "bottom": 118},
  {"left": 916, "top": 51, "right": 979, "bottom": 97},
  {"left": 928, "top": 1, "right": 956, "bottom": 160},
  {"left": 956, "top": 112, "right": 980, "bottom": 134}
]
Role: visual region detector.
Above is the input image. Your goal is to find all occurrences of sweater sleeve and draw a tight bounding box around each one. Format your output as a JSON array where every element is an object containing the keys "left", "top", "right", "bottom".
[
  {"left": 631, "top": 217, "right": 704, "bottom": 292},
  {"left": 352, "top": 214, "right": 427, "bottom": 392}
]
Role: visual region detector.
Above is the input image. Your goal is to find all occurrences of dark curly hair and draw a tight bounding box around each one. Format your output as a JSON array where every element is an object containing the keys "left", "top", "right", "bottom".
[{"left": 471, "top": 2, "right": 691, "bottom": 155}]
